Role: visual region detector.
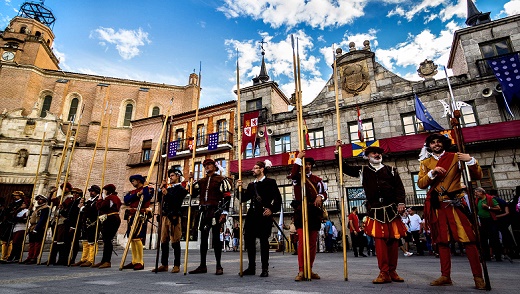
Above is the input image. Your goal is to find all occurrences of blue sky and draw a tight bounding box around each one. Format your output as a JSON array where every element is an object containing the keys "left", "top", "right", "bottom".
[{"left": 1, "top": 0, "right": 518, "bottom": 107}]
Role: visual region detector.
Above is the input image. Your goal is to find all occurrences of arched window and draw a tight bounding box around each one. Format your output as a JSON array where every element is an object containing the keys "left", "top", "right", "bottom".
[
  {"left": 151, "top": 106, "right": 160, "bottom": 116},
  {"left": 35, "top": 31, "right": 41, "bottom": 37},
  {"left": 123, "top": 104, "right": 134, "bottom": 127},
  {"left": 68, "top": 98, "right": 79, "bottom": 121},
  {"left": 20, "top": 27, "right": 26, "bottom": 34},
  {"left": 40, "top": 95, "right": 52, "bottom": 118}
]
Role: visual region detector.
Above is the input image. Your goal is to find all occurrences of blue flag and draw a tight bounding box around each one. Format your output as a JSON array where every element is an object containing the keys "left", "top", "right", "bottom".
[
  {"left": 415, "top": 95, "right": 444, "bottom": 131},
  {"left": 487, "top": 53, "right": 520, "bottom": 117},
  {"left": 208, "top": 132, "right": 219, "bottom": 150},
  {"left": 167, "top": 141, "right": 178, "bottom": 158}
]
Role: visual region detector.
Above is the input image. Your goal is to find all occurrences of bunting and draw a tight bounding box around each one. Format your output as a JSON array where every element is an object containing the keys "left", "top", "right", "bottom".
[{"left": 352, "top": 140, "right": 380, "bottom": 157}]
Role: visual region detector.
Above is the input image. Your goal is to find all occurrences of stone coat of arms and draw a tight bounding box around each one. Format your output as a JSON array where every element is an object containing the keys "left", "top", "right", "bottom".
[{"left": 341, "top": 63, "right": 369, "bottom": 95}]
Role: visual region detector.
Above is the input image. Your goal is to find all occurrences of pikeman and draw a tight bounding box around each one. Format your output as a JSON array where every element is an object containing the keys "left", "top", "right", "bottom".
[
  {"left": 72, "top": 185, "right": 101, "bottom": 267},
  {"left": 122, "top": 175, "right": 152, "bottom": 270},
  {"left": 188, "top": 158, "right": 232, "bottom": 275},
  {"left": 418, "top": 133, "right": 485, "bottom": 290},
  {"left": 236, "top": 159, "right": 282, "bottom": 278},
  {"left": 94, "top": 184, "right": 121, "bottom": 269},
  {"left": 45, "top": 182, "right": 74, "bottom": 265},
  {"left": 290, "top": 151, "right": 328, "bottom": 281},
  {"left": 23, "top": 195, "right": 49, "bottom": 264},
  {"left": 335, "top": 140, "right": 407, "bottom": 284},
  {"left": 152, "top": 168, "right": 189, "bottom": 273},
  {"left": 67, "top": 188, "right": 83, "bottom": 265},
  {"left": 0, "top": 191, "right": 25, "bottom": 262}
]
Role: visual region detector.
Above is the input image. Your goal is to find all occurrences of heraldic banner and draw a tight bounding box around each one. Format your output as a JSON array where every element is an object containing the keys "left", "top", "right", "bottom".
[{"left": 242, "top": 111, "right": 259, "bottom": 153}]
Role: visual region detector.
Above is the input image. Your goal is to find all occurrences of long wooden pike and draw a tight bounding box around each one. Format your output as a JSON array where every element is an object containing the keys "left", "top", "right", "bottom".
[
  {"left": 332, "top": 45, "right": 349, "bottom": 281},
  {"left": 183, "top": 62, "right": 202, "bottom": 275},
  {"left": 19, "top": 122, "right": 48, "bottom": 263},
  {"left": 236, "top": 49, "right": 244, "bottom": 277}
]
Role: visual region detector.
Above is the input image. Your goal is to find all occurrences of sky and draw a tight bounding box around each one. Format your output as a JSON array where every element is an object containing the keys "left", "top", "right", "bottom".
[{"left": 1, "top": 0, "right": 519, "bottom": 107}]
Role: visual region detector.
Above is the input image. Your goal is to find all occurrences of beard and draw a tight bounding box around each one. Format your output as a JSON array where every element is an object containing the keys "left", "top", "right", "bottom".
[{"left": 369, "top": 157, "right": 382, "bottom": 165}]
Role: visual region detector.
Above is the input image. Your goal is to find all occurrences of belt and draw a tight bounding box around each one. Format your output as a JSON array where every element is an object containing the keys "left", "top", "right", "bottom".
[
  {"left": 104, "top": 212, "right": 119, "bottom": 217},
  {"left": 438, "top": 189, "right": 464, "bottom": 201}
]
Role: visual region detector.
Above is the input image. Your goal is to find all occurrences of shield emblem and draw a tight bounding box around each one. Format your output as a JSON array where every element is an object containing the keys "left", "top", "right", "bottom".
[{"left": 244, "top": 127, "right": 251, "bottom": 137}]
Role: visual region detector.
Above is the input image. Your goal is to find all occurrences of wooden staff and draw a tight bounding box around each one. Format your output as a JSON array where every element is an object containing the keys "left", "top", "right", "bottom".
[
  {"left": 37, "top": 116, "right": 75, "bottom": 265},
  {"left": 183, "top": 63, "right": 202, "bottom": 275},
  {"left": 444, "top": 67, "right": 491, "bottom": 290},
  {"left": 19, "top": 123, "right": 48, "bottom": 263},
  {"left": 332, "top": 45, "right": 349, "bottom": 281},
  {"left": 236, "top": 50, "right": 244, "bottom": 276},
  {"left": 47, "top": 106, "right": 85, "bottom": 266},
  {"left": 119, "top": 98, "right": 173, "bottom": 270},
  {"left": 67, "top": 99, "right": 109, "bottom": 265}
]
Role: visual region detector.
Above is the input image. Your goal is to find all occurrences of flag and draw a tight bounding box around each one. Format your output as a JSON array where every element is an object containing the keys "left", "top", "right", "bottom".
[
  {"left": 187, "top": 137, "right": 194, "bottom": 151},
  {"left": 487, "top": 53, "right": 520, "bottom": 117},
  {"left": 352, "top": 140, "right": 379, "bottom": 157},
  {"left": 208, "top": 132, "right": 218, "bottom": 150},
  {"left": 264, "top": 125, "right": 271, "bottom": 155},
  {"left": 357, "top": 106, "right": 364, "bottom": 142},
  {"left": 414, "top": 95, "right": 444, "bottom": 131},
  {"left": 167, "top": 141, "right": 178, "bottom": 158},
  {"left": 303, "top": 119, "right": 311, "bottom": 148},
  {"left": 282, "top": 151, "right": 298, "bottom": 164},
  {"left": 242, "top": 111, "right": 259, "bottom": 153},
  {"left": 277, "top": 203, "right": 284, "bottom": 241}
]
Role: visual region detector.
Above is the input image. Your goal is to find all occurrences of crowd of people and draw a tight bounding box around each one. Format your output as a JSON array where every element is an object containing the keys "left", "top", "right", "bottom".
[{"left": 0, "top": 133, "right": 519, "bottom": 290}]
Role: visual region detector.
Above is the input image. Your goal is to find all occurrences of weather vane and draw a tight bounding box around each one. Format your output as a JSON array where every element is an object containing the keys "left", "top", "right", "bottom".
[{"left": 259, "top": 38, "right": 267, "bottom": 53}]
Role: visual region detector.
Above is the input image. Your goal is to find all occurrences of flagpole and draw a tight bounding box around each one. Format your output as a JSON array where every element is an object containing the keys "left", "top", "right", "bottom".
[
  {"left": 444, "top": 66, "right": 491, "bottom": 290},
  {"left": 19, "top": 122, "right": 48, "bottom": 263},
  {"left": 332, "top": 45, "right": 349, "bottom": 281},
  {"left": 184, "top": 62, "right": 202, "bottom": 275},
  {"left": 235, "top": 50, "right": 245, "bottom": 277}
]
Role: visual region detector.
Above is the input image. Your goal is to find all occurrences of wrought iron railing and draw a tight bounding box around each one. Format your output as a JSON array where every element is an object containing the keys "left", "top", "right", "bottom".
[
  {"left": 174, "top": 131, "right": 233, "bottom": 152},
  {"left": 476, "top": 51, "right": 520, "bottom": 77}
]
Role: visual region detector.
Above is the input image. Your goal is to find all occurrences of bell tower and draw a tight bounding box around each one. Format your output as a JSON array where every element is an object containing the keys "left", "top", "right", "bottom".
[{"left": 0, "top": 1, "right": 59, "bottom": 70}]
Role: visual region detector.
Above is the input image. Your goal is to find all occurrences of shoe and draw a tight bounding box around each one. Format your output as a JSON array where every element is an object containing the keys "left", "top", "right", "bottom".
[
  {"left": 404, "top": 252, "right": 413, "bottom": 257},
  {"left": 71, "top": 260, "right": 86, "bottom": 267},
  {"left": 474, "top": 277, "right": 486, "bottom": 290},
  {"left": 373, "top": 272, "right": 392, "bottom": 284},
  {"left": 133, "top": 263, "right": 144, "bottom": 270},
  {"left": 189, "top": 266, "right": 207, "bottom": 274},
  {"left": 242, "top": 267, "right": 256, "bottom": 275},
  {"left": 91, "top": 262, "right": 103, "bottom": 268},
  {"left": 122, "top": 262, "right": 134, "bottom": 269},
  {"left": 295, "top": 271, "right": 304, "bottom": 281},
  {"left": 151, "top": 265, "right": 168, "bottom": 272},
  {"left": 98, "top": 262, "right": 111, "bottom": 269},
  {"left": 80, "top": 261, "right": 93, "bottom": 267},
  {"left": 171, "top": 265, "right": 180, "bottom": 273},
  {"left": 260, "top": 269, "right": 269, "bottom": 277},
  {"left": 25, "top": 258, "right": 36, "bottom": 265},
  {"left": 360, "top": 253, "right": 368, "bottom": 257},
  {"left": 215, "top": 266, "right": 223, "bottom": 275},
  {"left": 389, "top": 271, "right": 404, "bottom": 282},
  {"left": 311, "top": 272, "right": 320, "bottom": 279},
  {"left": 430, "top": 276, "right": 453, "bottom": 286}
]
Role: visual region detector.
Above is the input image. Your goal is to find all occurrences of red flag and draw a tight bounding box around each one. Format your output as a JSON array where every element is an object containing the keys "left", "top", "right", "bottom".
[
  {"left": 357, "top": 106, "right": 364, "bottom": 142},
  {"left": 303, "top": 119, "right": 311, "bottom": 148},
  {"left": 264, "top": 125, "right": 271, "bottom": 155},
  {"left": 242, "top": 111, "right": 259, "bottom": 153}
]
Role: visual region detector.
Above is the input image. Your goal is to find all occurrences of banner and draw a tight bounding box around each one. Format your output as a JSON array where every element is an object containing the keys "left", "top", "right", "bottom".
[
  {"left": 487, "top": 53, "right": 520, "bottom": 117},
  {"left": 352, "top": 140, "right": 380, "bottom": 157},
  {"left": 264, "top": 125, "right": 271, "bottom": 155},
  {"left": 208, "top": 132, "right": 218, "bottom": 150},
  {"left": 167, "top": 141, "right": 178, "bottom": 158},
  {"left": 242, "top": 111, "right": 259, "bottom": 153}
]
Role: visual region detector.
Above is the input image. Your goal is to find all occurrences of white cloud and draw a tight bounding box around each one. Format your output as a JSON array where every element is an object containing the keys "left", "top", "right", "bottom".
[
  {"left": 503, "top": 0, "right": 520, "bottom": 15},
  {"left": 320, "top": 29, "right": 379, "bottom": 66},
  {"left": 217, "top": 0, "right": 369, "bottom": 29},
  {"left": 90, "top": 27, "right": 151, "bottom": 60},
  {"left": 438, "top": 0, "right": 466, "bottom": 22},
  {"left": 386, "top": 0, "right": 448, "bottom": 22}
]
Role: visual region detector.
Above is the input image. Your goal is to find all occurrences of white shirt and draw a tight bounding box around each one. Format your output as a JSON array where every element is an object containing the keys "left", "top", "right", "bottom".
[{"left": 408, "top": 214, "right": 422, "bottom": 232}]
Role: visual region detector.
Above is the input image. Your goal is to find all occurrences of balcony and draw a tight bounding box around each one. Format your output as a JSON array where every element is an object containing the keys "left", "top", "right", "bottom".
[
  {"left": 127, "top": 151, "right": 160, "bottom": 167},
  {"left": 476, "top": 51, "right": 520, "bottom": 77},
  {"left": 171, "top": 131, "right": 233, "bottom": 159}
]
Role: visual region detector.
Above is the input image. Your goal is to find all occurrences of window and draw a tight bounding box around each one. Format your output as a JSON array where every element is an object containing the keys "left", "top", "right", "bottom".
[
  {"left": 496, "top": 95, "right": 520, "bottom": 120},
  {"left": 215, "top": 158, "right": 226, "bottom": 176},
  {"left": 151, "top": 106, "right": 160, "bottom": 116},
  {"left": 40, "top": 95, "right": 52, "bottom": 118},
  {"left": 196, "top": 124, "right": 205, "bottom": 146},
  {"left": 274, "top": 134, "right": 291, "bottom": 154},
  {"left": 245, "top": 143, "right": 260, "bottom": 159},
  {"left": 67, "top": 98, "right": 79, "bottom": 122},
  {"left": 20, "top": 27, "right": 26, "bottom": 34},
  {"left": 142, "top": 140, "right": 152, "bottom": 162},
  {"left": 194, "top": 161, "right": 204, "bottom": 180},
  {"left": 401, "top": 112, "right": 423, "bottom": 135},
  {"left": 480, "top": 38, "right": 513, "bottom": 58},
  {"left": 411, "top": 173, "right": 427, "bottom": 199},
  {"left": 278, "top": 185, "right": 293, "bottom": 211},
  {"left": 471, "top": 166, "right": 495, "bottom": 191},
  {"left": 216, "top": 119, "right": 228, "bottom": 142},
  {"left": 123, "top": 103, "right": 134, "bottom": 127},
  {"left": 307, "top": 128, "right": 324, "bottom": 148},
  {"left": 246, "top": 98, "right": 262, "bottom": 112},
  {"left": 459, "top": 101, "right": 478, "bottom": 127},
  {"left": 175, "top": 129, "right": 184, "bottom": 149},
  {"left": 348, "top": 119, "right": 375, "bottom": 142}
]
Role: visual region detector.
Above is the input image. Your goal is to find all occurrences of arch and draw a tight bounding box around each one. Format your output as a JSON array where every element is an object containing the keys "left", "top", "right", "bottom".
[
  {"left": 118, "top": 99, "right": 136, "bottom": 127},
  {"left": 151, "top": 106, "right": 160, "bottom": 117},
  {"left": 68, "top": 98, "right": 79, "bottom": 121},
  {"left": 63, "top": 93, "right": 83, "bottom": 122},
  {"left": 20, "top": 27, "right": 26, "bottom": 34},
  {"left": 40, "top": 94, "right": 52, "bottom": 118},
  {"left": 35, "top": 31, "right": 41, "bottom": 37}
]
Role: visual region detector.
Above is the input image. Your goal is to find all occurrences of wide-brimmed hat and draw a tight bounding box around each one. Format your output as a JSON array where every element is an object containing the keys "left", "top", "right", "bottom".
[
  {"left": 11, "top": 191, "right": 25, "bottom": 197},
  {"left": 35, "top": 194, "right": 48, "bottom": 201},
  {"left": 60, "top": 182, "right": 73, "bottom": 190},
  {"left": 88, "top": 185, "right": 101, "bottom": 194},
  {"left": 305, "top": 157, "right": 315, "bottom": 166},
  {"left": 425, "top": 133, "right": 452, "bottom": 150},
  {"left": 364, "top": 146, "right": 385, "bottom": 155},
  {"left": 203, "top": 158, "right": 216, "bottom": 167},
  {"left": 129, "top": 174, "right": 146, "bottom": 183},
  {"left": 72, "top": 188, "right": 83, "bottom": 195},
  {"left": 168, "top": 168, "right": 183, "bottom": 177},
  {"left": 103, "top": 184, "right": 116, "bottom": 194}
]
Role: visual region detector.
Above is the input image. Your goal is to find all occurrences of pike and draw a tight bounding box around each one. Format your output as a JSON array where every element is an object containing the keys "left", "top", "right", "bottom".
[
  {"left": 444, "top": 67, "right": 491, "bottom": 290},
  {"left": 183, "top": 62, "right": 202, "bottom": 275},
  {"left": 236, "top": 50, "right": 244, "bottom": 276}
]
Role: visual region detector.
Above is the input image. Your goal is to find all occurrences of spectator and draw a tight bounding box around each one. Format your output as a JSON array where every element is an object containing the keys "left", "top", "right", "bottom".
[
  {"left": 407, "top": 208, "right": 424, "bottom": 256},
  {"left": 475, "top": 187, "right": 502, "bottom": 261}
]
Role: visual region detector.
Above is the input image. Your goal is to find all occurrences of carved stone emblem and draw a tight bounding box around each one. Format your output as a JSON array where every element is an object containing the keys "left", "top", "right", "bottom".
[
  {"left": 341, "top": 63, "right": 369, "bottom": 95},
  {"left": 417, "top": 59, "right": 438, "bottom": 79}
]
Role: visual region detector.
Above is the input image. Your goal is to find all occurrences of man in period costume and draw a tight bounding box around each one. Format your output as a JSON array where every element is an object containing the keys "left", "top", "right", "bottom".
[
  {"left": 93, "top": 184, "right": 121, "bottom": 269},
  {"left": 418, "top": 133, "right": 485, "bottom": 290},
  {"left": 188, "top": 158, "right": 232, "bottom": 275},
  {"left": 236, "top": 160, "right": 282, "bottom": 277},
  {"left": 23, "top": 195, "right": 49, "bottom": 264},
  {"left": 290, "top": 151, "right": 328, "bottom": 281},
  {"left": 122, "top": 175, "right": 152, "bottom": 270},
  {"left": 72, "top": 185, "right": 101, "bottom": 267},
  {"left": 335, "top": 140, "right": 407, "bottom": 284},
  {"left": 67, "top": 188, "right": 83, "bottom": 265},
  {"left": 45, "top": 182, "right": 75, "bottom": 265},
  {"left": 0, "top": 191, "right": 25, "bottom": 262},
  {"left": 152, "top": 168, "right": 189, "bottom": 273}
]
